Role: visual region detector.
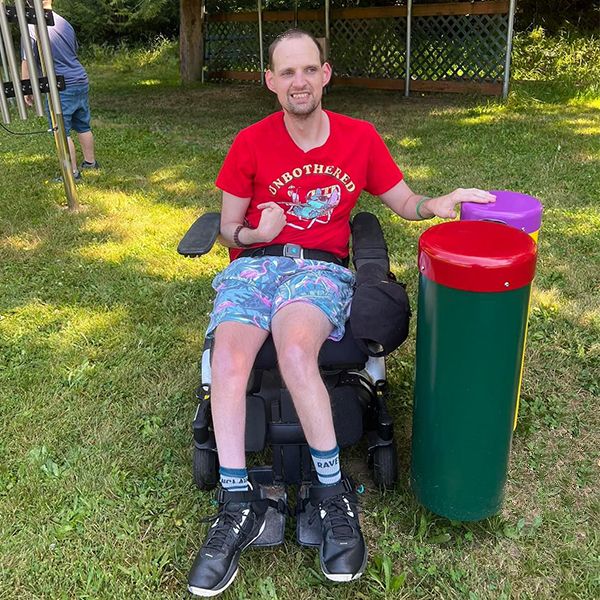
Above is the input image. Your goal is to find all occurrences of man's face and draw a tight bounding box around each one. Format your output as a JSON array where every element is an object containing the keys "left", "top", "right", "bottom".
[{"left": 266, "top": 35, "right": 331, "bottom": 117}]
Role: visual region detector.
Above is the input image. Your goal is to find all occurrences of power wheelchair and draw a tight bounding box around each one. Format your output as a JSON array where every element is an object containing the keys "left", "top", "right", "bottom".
[{"left": 178, "top": 211, "right": 403, "bottom": 546}]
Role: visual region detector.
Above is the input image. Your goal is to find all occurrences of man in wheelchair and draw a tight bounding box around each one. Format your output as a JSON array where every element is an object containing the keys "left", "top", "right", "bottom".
[{"left": 186, "top": 28, "right": 495, "bottom": 597}]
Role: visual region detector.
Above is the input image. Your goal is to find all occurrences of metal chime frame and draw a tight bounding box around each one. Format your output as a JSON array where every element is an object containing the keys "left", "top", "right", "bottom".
[{"left": 1, "top": 0, "right": 78, "bottom": 210}]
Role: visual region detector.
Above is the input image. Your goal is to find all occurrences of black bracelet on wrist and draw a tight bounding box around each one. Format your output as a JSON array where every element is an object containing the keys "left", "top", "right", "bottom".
[{"left": 233, "top": 224, "right": 252, "bottom": 248}]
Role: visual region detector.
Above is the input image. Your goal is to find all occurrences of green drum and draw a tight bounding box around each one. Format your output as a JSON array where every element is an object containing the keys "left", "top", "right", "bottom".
[{"left": 410, "top": 221, "right": 538, "bottom": 521}]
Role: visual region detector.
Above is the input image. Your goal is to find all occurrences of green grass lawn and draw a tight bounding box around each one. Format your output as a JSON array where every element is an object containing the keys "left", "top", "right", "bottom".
[{"left": 1, "top": 42, "right": 598, "bottom": 599}]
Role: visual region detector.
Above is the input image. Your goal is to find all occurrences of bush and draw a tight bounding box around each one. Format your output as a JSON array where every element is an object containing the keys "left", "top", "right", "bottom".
[
  {"left": 515, "top": 0, "right": 600, "bottom": 35},
  {"left": 512, "top": 28, "right": 600, "bottom": 95},
  {"left": 81, "top": 37, "right": 179, "bottom": 73},
  {"left": 53, "top": 0, "right": 179, "bottom": 46}
]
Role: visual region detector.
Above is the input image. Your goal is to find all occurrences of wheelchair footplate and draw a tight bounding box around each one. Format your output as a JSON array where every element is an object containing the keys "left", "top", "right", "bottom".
[
  {"left": 249, "top": 468, "right": 287, "bottom": 547},
  {"left": 295, "top": 484, "right": 322, "bottom": 547}
]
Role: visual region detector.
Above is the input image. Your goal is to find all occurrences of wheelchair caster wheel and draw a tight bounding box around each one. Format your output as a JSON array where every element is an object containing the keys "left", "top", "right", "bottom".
[
  {"left": 372, "top": 444, "right": 398, "bottom": 490},
  {"left": 193, "top": 448, "right": 219, "bottom": 490}
]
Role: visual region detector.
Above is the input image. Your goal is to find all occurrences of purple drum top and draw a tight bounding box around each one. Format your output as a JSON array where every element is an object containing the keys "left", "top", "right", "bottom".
[{"left": 460, "top": 190, "right": 543, "bottom": 234}]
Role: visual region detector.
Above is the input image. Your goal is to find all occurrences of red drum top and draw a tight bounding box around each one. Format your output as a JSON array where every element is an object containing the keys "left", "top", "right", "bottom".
[{"left": 418, "top": 221, "right": 538, "bottom": 292}]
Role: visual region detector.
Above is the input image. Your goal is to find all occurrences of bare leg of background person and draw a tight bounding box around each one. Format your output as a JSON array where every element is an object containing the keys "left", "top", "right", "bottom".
[
  {"left": 77, "top": 131, "right": 96, "bottom": 164},
  {"left": 67, "top": 136, "right": 78, "bottom": 173}
]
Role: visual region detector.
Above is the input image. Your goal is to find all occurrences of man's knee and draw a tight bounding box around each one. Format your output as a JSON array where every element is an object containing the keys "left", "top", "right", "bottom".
[
  {"left": 211, "top": 338, "right": 255, "bottom": 381},
  {"left": 277, "top": 341, "right": 318, "bottom": 383},
  {"left": 211, "top": 346, "right": 250, "bottom": 378}
]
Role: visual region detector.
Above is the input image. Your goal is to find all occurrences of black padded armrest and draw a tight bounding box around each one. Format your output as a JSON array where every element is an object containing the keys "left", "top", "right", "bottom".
[
  {"left": 351, "top": 212, "right": 390, "bottom": 272},
  {"left": 177, "top": 212, "right": 221, "bottom": 257}
]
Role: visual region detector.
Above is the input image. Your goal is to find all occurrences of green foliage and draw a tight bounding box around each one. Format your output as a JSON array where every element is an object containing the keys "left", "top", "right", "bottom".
[
  {"left": 367, "top": 554, "right": 407, "bottom": 595},
  {"left": 53, "top": 0, "right": 179, "bottom": 45},
  {"left": 515, "top": 0, "right": 600, "bottom": 34},
  {"left": 513, "top": 28, "right": 600, "bottom": 96},
  {"left": 512, "top": 27, "right": 600, "bottom": 99},
  {"left": 80, "top": 37, "right": 179, "bottom": 75}
]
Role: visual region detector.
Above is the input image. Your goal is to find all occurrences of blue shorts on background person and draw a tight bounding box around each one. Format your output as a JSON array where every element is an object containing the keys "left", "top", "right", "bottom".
[{"left": 58, "top": 83, "right": 92, "bottom": 135}]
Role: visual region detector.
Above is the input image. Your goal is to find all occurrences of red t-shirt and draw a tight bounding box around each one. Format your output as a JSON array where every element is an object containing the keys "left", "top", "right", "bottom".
[{"left": 215, "top": 110, "right": 403, "bottom": 260}]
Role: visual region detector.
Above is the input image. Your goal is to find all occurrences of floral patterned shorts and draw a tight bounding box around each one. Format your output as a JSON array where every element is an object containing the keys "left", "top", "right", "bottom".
[{"left": 207, "top": 256, "right": 355, "bottom": 341}]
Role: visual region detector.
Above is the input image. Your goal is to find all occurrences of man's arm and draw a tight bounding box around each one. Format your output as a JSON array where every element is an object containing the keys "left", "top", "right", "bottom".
[
  {"left": 379, "top": 179, "right": 495, "bottom": 221},
  {"left": 21, "top": 60, "right": 33, "bottom": 107},
  {"left": 219, "top": 191, "right": 287, "bottom": 248}
]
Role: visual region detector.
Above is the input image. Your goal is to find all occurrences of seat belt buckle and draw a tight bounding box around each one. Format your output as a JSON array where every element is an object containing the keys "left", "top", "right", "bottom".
[{"left": 283, "top": 243, "right": 304, "bottom": 259}]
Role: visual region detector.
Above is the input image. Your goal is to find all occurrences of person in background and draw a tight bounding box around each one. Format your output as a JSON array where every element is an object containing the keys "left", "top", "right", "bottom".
[{"left": 22, "top": 0, "right": 99, "bottom": 181}]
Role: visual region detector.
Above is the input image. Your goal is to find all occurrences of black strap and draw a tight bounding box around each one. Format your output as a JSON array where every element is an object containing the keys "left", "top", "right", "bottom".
[
  {"left": 238, "top": 244, "right": 348, "bottom": 267},
  {"left": 216, "top": 486, "right": 266, "bottom": 504},
  {"left": 268, "top": 497, "right": 291, "bottom": 516}
]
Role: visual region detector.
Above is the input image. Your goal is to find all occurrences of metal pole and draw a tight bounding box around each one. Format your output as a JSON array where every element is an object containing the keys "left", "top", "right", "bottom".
[
  {"left": 32, "top": 0, "right": 78, "bottom": 211},
  {"left": 0, "top": 52, "right": 10, "bottom": 123},
  {"left": 325, "top": 0, "right": 330, "bottom": 42},
  {"left": 0, "top": 0, "right": 28, "bottom": 118},
  {"left": 503, "top": 0, "right": 517, "bottom": 99},
  {"left": 0, "top": 22, "right": 11, "bottom": 121},
  {"left": 15, "top": 0, "right": 44, "bottom": 116},
  {"left": 257, "top": 0, "right": 264, "bottom": 84},
  {"left": 0, "top": 26, "right": 14, "bottom": 109},
  {"left": 0, "top": 28, "right": 9, "bottom": 80},
  {"left": 405, "top": 0, "right": 412, "bottom": 97}
]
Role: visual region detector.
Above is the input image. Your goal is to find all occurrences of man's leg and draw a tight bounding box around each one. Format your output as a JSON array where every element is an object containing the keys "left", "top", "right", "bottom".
[
  {"left": 272, "top": 301, "right": 367, "bottom": 582},
  {"left": 271, "top": 301, "right": 336, "bottom": 452},
  {"left": 77, "top": 131, "right": 96, "bottom": 165},
  {"left": 272, "top": 301, "right": 340, "bottom": 483},
  {"left": 210, "top": 321, "right": 269, "bottom": 471},
  {"left": 67, "top": 135, "right": 78, "bottom": 174},
  {"left": 188, "top": 321, "right": 269, "bottom": 597}
]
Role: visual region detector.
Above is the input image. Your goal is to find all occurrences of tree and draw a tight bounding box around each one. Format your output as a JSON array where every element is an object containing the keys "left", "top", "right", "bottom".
[{"left": 180, "top": 0, "right": 204, "bottom": 82}]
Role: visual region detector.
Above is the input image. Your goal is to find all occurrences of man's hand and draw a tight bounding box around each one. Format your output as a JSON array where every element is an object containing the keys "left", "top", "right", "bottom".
[
  {"left": 425, "top": 188, "right": 496, "bottom": 219},
  {"left": 255, "top": 202, "right": 287, "bottom": 242},
  {"left": 24, "top": 95, "right": 34, "bottom": 107}
]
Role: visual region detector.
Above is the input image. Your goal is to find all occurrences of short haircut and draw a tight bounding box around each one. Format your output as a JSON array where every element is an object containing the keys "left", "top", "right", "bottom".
[{"left": 268, "top": 29, "right": 325, "bottom": 70}]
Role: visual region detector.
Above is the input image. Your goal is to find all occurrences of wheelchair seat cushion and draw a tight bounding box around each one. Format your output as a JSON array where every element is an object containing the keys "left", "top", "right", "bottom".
[{"left": 254, "top": 320, "right": 368, "bottom": 370}]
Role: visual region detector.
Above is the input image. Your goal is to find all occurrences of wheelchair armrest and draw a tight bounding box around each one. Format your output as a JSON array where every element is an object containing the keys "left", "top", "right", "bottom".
[
  {"left": 351, "top": 212, "right": 390, "bottom": 272},
  {"left": 177, "top": 212, "right": 221, "bottom": 257}
]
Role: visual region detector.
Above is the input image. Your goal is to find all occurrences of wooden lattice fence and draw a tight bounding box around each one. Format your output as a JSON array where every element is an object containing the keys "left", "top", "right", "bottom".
[{"left": 204, "top": 1, "right": 513, "bottom": 95}]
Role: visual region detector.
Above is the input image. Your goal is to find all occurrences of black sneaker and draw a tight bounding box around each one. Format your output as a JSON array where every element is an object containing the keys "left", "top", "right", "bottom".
[
  {"left": 188, "top": 485, "right": 268, "bottom": 597},
  {"left": 80, "top": 160, "right": 100, "bottom": 169},
  {"left": 309, "top": 477, "right": 367, "bottom": 582},
  {"left": 52, "top": 170, "right": 82, "bottom": 183}
]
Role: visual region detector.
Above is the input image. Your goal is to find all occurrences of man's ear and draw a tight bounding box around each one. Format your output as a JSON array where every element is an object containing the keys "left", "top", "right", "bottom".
[
  {"left": 322, "top": 62, "right": 332, "bottom": 86},
  {"left": 265, "top": 69, "right": 275, "bottom": 92}
]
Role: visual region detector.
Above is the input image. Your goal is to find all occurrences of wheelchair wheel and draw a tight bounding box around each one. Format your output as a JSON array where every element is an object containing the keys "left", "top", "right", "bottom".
[
  {"left": 193, "top": 448, "right": 219, "bottom": 490},
  {"left": 372, "top": 445, "right": 398, "bottom": 490}
]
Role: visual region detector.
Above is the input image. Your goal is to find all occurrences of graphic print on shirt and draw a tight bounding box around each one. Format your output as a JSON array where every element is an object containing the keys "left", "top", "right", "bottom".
[
  {"left": 268, "top": 163, "right": 355, "bottom": 231},
  {"left": 282, "top": 184, "right": 341, "bottom": 230}
]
